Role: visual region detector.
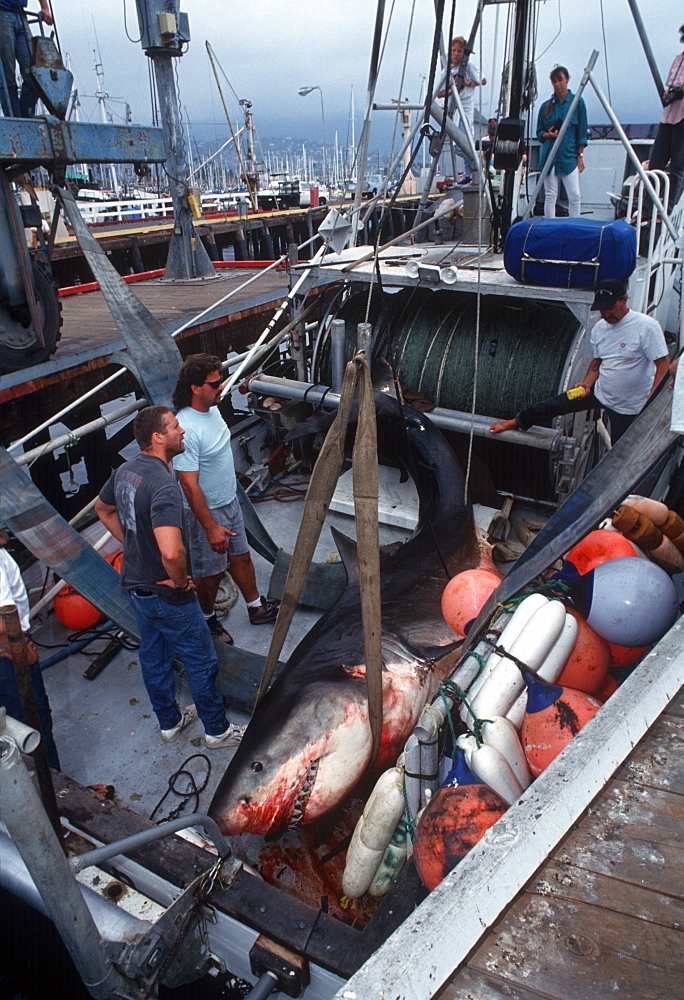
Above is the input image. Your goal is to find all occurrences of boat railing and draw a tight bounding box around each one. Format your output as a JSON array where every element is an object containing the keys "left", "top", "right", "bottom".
[
  {"left": 75, "top": 195, "right": 175, "bottom": 224},
  {"left": 624, "top": 170, "right": 682, "bottom": 318}
]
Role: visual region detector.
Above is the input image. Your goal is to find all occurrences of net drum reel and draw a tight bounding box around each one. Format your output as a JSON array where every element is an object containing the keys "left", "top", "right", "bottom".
[{"left": 313, "top": 288, "right": 594, "bottom": 503}]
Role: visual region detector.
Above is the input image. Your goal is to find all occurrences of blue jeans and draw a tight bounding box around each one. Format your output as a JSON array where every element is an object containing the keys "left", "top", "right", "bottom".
[
  {"left": 0, "top": 654, "right": 61, "bottom": 770},
  {"left": 127, "top": 592, "right": 228, "bottom": 736},
  {"left": 0, "top": 9, "right": 38, "bottom": 117}
]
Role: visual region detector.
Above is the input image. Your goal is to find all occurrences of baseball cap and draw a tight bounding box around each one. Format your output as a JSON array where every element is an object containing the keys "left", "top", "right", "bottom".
[{"left": 590, "top": 278, "right": 628, "bottom": 311}]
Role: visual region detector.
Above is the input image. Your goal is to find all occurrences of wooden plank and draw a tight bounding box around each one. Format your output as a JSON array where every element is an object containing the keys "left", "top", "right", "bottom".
[
  {"left": 665, "top": 687, "right": 684, "bottom": 719},
  {"left": 329, "top": 620, "right": 684, "bottom": 1000},
  {"left": 567, "top": 779, "right": 684, "bottom": 852},
  {"left": 532, "top": 858, "right": 684, "bottom": 927},
  {"left": 467, "top": 894, "right": 683, "bottom": 1000},
  {"left": 552, "top": 796, "right": 684, "bottom": 899},
  {"left": 617, "top": 715, "right": 684, "bottom": 795},
  {"left": 435, "top": 967, "right": 558, "bottom": 1000}
]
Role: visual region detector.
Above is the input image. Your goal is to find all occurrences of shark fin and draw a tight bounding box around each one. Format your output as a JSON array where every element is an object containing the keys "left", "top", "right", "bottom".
[{"left": 329, "top": 525, "right": 359, "bottom": 584}]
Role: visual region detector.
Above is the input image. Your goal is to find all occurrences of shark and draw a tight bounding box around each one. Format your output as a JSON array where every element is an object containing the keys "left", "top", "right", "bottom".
[{"left": 209, "top": 394, "right": 493, "bottom": 837}]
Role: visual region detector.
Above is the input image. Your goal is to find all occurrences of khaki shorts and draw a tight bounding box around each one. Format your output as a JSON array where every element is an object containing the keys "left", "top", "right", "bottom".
[{"left": 183, "top": 496, "right": 249, "bottom": 578}]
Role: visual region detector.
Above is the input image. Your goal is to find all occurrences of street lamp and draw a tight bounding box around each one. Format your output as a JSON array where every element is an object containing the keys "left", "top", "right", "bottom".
[{"left": 298, "top": 85, "right": 327, "bottom": 184}]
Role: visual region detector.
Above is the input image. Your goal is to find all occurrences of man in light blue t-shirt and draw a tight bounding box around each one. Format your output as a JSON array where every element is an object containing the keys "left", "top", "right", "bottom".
[{"left": 172, "top": 354, "right": 279, "bottom": 644}]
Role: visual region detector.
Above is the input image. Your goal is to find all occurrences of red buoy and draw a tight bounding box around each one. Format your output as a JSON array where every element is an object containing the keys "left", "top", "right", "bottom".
[
  {"left": 557, "top": 609, "right": 610, "bottom": 695},
  {"left": 565, "top": 529, "right": 635, "bottom": 575},
  {"left": 607, "top": 641, "right": 649, "bottom": 670},
  {"left": 521, "top": 674, "right": 602, "bottom": 777},
  {"left": 105, "top": 549, "right": 124, "bottom": 573},
  {"left": 441, "top": 568, "right": 502, "bottom": 637},
  {"left": 54, "top": 584, "right": 102, "bottom": 630},
  {"left": 594, "top": 675, "right": 619, "bottom": 702},
  {"left": 413, "top": 754, "right": 507, "bottom": 891}
]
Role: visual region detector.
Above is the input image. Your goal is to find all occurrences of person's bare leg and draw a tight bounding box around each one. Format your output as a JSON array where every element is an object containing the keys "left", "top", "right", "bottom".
[
  {"left": 490, "top": 418, "right": 520, "bottom": 434},
  {"left": 194, "top": 571, "right": 224, "bottom": 615},
  {"left": 228, "top": 551, "right": 260, "bottom": 604}
]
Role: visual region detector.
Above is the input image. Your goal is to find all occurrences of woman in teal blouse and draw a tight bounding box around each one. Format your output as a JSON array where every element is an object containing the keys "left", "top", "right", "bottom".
[{"left": 537, "top": 66, "right": 588, "bottom": 218}]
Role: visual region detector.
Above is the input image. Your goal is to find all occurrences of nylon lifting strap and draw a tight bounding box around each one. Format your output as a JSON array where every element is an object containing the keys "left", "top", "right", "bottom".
[{"left": 256, "top": 352, "right": 384, "bottom": 767}]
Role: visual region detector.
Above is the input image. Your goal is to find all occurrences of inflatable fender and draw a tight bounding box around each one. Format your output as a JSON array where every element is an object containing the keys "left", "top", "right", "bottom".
[
  {"left": 460, "top": 592, "right": 548, "bottom": 724},
  {"left": 368, "top": 810, "right": 409, "bottom": 897},
  {"left": 470, "top": 599, "right": 567, "bottom": 721},
  {"left": 456, "top": 733, "right": 523, "bottom": 805},
  {"left": 342, "top": 766, "right": 405, "bottom": 899},
  {"left": 480, "top": 716, "right": 532, "bottom": 790},
  {"left": 507, "top": 611, "right": 578, "bottom": 728}
]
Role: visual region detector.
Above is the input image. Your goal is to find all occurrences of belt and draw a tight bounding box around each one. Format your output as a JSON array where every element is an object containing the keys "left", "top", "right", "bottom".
[{"left": 132, "top": 588, "right": 154, "bottom": 597}]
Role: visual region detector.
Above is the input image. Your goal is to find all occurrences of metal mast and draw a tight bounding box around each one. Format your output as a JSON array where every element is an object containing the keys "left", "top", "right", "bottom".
[{"left": 134, "top": 0, "right": 215, "bottom": 280}]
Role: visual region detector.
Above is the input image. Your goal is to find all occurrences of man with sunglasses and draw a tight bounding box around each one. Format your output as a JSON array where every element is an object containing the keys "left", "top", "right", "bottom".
[{"left": 172, "top": 354, "right": 279, "bottom": 645}]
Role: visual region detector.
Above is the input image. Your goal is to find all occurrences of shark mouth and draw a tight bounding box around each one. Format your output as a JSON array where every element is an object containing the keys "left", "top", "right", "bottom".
[{"left": 288, "top": 757, "right": 320, "bottom": 829}]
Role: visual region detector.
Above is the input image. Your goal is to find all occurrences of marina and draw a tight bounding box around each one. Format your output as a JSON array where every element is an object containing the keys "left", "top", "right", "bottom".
[{"left": 1, "top": 1, "right": 683, "bottom": 999}]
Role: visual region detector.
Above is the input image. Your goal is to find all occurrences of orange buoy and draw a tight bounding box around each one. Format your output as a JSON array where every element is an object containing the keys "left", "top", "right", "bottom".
[
  {"left": 565, "top": 529, "right": 635, "bottom": 575},
  {"left": 54, "top": 584, "right": 102, "bottom": 630},
  {"left": 413, "top": 754, "right": 507, "bottom": 891},
  {"left": 105, "top": 549, "right": 124, "bottom": 573},
  {"left": 441, "top": 568, "right": 502, "bottom": 637},
  {"left": 521, "top": 673, "right": 602, "bottom": 777},
  {"left": 594, "top": 675, "right": 619, "bottom": 702},
  {"left": 556, "top": 609, "right": 610, "bottom": 695},
  {"left": 607, "top": 641, "right": 649, "bottom": 670}
]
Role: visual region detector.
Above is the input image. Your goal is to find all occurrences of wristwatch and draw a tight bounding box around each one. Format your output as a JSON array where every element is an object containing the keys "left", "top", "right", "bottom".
[{"left": 174, "top": 577, "right": 189, "bottom": 590}]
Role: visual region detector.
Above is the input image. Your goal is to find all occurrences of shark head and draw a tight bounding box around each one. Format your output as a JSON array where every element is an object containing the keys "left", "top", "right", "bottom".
[{"left": 209, "top": 674, "right": 374, "bottom": 836}]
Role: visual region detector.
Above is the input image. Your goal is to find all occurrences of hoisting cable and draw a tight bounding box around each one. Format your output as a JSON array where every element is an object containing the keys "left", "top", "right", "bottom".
[{"left": 464, "top": 9, "right": 485, "bottom": 503}]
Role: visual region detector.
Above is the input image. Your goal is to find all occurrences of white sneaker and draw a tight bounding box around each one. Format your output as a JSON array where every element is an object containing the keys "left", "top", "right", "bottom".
[
  {"left": 205, "top": 723, "right": 246, "bottom": 749},
  {"left": 160, "top": 704, "right": 198, "bottom": 743}
]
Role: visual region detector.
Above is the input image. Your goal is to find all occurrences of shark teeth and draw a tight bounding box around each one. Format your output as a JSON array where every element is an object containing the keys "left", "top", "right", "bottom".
[{"left": 289, "top": 757, "right": 320, "bottom": 828}]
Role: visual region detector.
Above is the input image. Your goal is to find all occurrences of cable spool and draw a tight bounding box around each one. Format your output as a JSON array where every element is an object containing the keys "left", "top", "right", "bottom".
[{"left": 315, "top": 289, "right": 579, "bottom": 420}]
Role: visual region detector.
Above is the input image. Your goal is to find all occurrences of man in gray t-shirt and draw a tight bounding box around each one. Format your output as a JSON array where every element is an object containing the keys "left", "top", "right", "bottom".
[{"left": 96, "top": 405, "right": 244, "bottom": 750}]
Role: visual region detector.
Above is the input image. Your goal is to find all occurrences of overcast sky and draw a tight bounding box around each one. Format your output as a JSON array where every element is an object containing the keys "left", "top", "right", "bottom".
[{"left": 52, "top": 0, "right": 680, "bottom": 151}]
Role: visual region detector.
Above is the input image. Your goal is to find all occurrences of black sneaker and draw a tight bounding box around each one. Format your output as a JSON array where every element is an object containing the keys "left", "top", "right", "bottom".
[
  {"left": 206, "top": 614, "right": 234, "bottom": 645},
  {"left": 248, "top": 597, "right": 280, "bottom": 625}
]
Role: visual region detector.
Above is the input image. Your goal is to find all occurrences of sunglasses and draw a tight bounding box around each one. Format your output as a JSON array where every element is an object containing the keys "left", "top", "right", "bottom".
[{"left": 202, "top": 379, "right": 222, "bottom": 389}]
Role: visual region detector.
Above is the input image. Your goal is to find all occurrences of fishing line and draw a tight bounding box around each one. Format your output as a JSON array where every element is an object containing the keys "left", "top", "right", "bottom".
[
  {"left": 363, "top": 0, "right": 417, "bottom": 325},
  {"left": 534, "top": 0, "right": 563, "bottom": 64},
  {"left": 598, "top": 0, "right": 612, "bottom": 106}
]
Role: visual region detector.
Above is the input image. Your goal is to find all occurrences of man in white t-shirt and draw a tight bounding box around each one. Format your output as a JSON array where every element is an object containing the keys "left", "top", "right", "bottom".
[
  {"left": 0, "top": 530, "right": 60, "bottom": 768},
  {"left": 172, "top": 355, "right": 279, "bottom": 645},
  {"left": 490, "top": 279, "right": 670, "bottom": 443}
]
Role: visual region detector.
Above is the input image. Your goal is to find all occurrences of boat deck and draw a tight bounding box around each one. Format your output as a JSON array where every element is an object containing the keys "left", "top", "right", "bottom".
[{"left": 436, "top": 687, "right": 684, "bottom": 1000}]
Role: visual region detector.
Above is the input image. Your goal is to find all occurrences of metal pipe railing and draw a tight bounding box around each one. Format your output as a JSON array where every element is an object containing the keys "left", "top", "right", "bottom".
[
  {"left": 247, "top": 375, "right": 558, "bottom": 451},
  {"left": 70, "top": 813, "right": 232, "bottom": 874}
]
